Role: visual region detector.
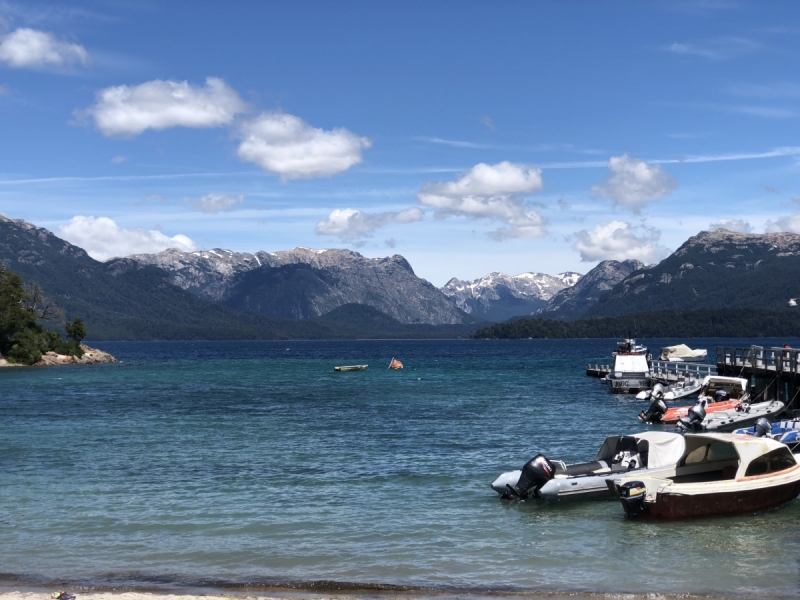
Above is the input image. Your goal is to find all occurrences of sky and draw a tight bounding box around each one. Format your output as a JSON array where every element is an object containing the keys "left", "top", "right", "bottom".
[{"left": 0, "top": 0, "right": 798, "bottom": 286}]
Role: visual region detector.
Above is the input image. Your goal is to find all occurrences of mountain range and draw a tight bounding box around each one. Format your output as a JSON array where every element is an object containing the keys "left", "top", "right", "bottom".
[
  {"left": 440, "top": 271, "right": 581, "bottom": 322},
  {"left": 5, "top": 211, "right": 800, "bottom": 340}
]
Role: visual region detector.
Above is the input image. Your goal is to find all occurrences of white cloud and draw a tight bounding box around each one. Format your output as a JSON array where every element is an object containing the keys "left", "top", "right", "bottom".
[
  {"left": 315, "top": 207, "right": 423, "bottom": 242},
  {"left": 110, "top": 155, "right": 127, "bottom": 164},
  {"left": 665, "top": 37, "right": 759, "bottom": 60},
  {"left": 765, "top": 216, "right": 800, "bottom": 234},
  {"left": 59, "top": 216, "right": 199, "bottom": 261},
  {"left": 237, "top": 112, "right": 371, "bottom": 180},
  {"left": 187, "top": 193, "right": 244, "bottom": 213},
  {"left": 572, "top": 221, "right": 669, "bottom": 263},
  {"left": 416, "top": 161, "right": 546, "bottom": 240},
  {"left": 591, "top": 154, "right": 677, "bottom": 212},
  {"left": 709, "top": 218, "right": 753, "bottom": 233},
  {"left": 0, "top": 28, "right": 88, "bottom": 69},
  {"left": 83, "top": 77, "right": 247, "bottom": 137}
]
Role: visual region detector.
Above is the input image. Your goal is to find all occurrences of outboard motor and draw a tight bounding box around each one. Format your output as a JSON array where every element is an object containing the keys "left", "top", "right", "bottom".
[
  {"left": 619, "top": 480, "right": 647, "bottom": 518},
  {"left": 652, "top": 383, "right": 665, "bottom": 399},
  {"left": 639, "top": 397, "right": 667, "bottom": 423},
  {"left": 714, "top": 390, "right": 728, "bottom": 403},
  {"left": 677, "top": 402, "right": 707, "bottom": 432},
  {"left": 753, "top": 417, "right": 772, "bottom": 438},
  {"left": 507, "top": 454, "right": 556, "bottom": 499}
]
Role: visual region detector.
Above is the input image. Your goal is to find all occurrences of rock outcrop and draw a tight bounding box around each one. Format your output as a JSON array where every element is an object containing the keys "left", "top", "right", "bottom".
[{"left": 0, "top": 344, "right": 119, "bottom": 367}]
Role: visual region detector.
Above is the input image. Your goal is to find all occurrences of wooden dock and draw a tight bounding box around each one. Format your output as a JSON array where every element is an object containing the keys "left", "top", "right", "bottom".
[
  {"left": 586, "top": 360, "right": 716, "bottom": 382},
  {"left": 716, "top": 345, "right": 800, "bottom": 412}
]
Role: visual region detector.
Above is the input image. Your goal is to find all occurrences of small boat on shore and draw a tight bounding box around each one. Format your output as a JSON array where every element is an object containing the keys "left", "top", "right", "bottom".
[
  {"left": 613, "top": 433, "right": 800, "bottom": 519},
  {"left": 638, "top": 375, "right": 747, "bottom": 425},
  {"left": 334, "top": 364, "right": 368, "bottom": 372},
  {"left": 388, "top": 357, "right": 403, "bottom": 370},
  {"left": 491, "top": 431, "right": 685, "bottom": 502}
]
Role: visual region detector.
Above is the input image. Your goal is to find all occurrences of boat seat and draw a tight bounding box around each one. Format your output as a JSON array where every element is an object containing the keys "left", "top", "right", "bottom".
[{"left": 562, "top": 461, "right": 607, "bottom": 476}]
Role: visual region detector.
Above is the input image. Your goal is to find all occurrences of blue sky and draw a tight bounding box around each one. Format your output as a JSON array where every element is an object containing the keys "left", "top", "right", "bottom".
[{"left": 0, "top": 0, "right": 798, "bottom": 286}]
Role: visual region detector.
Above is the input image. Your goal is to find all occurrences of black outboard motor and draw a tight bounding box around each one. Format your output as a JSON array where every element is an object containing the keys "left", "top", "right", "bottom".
[
  {"left": 677, "top": 402, "right": 707, "bottom": 432},
  {"left": 714, "top": 390, "right": 728, "bottom": 403},
  {"left": 507, "top": 454, "right": 556, "bottom": 499},
  {"left": 639, "top": 397, "right": 667, "bottom": 423},
  {"left": 619, "top": 480, "right": 647, "bottom": 518},
  {"left": 753, "top": 417, "right": 772, "bottom": 438}
]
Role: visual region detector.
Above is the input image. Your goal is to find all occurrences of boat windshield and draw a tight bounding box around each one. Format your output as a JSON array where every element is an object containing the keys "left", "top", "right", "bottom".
[
  {"left": 744, "top": 447, "right": 797, "bottom": 477},
  {"left": 701, "top": 380, "right": 746, "bottom": 400}
]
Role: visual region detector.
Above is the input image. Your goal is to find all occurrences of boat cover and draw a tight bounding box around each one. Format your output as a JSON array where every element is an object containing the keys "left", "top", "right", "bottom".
[
  {"left": 659, "top": 344, "right": 707, "bottom": 361},
  {"left": 593, "top": 432, "right": 685, "bottom": 469},
  {"left": 612, "top": 354, "right": 650, "bottom": 376}
]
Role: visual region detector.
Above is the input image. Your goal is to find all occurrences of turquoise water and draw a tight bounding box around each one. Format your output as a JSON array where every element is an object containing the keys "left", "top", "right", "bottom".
[{"left": 1, "top": 339, "right": 799, "bottom": 598}]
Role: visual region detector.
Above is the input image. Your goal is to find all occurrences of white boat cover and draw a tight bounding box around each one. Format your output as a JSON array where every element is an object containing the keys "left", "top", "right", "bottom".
[
  {"left": 612, "top": 354, "right": 650, "bottom": 375},
  {"left": 593, "top": 432, "right": 685, "bottom": 469},
  {"left": 659, "top": 344, "right": 707, "bottom": 361}
]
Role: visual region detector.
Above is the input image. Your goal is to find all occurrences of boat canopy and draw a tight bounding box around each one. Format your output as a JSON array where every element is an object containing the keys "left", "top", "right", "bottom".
[
  {"left": 681, "top": 433, "right": 797, "bottom": 478},
  {"left": 659, "top": 344, "right": 707, "bottom": 361},
  {"left": 612, "top": 354, "right": 650, "bottom": 376},
  {"left": 700, "top": 375, "right": 748, "bottom": 398},
  {"left": 593, "top": 432, "right": 685, "bottom": 469}
]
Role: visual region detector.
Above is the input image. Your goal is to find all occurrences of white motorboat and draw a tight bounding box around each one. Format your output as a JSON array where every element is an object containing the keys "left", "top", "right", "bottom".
[
  {"left": 676, "top": 399, "right": 785, "bottom": 432},
  {"left": 613, "top": 338, "right": 648, "bottom": 356},
  {"left": 491, "top": 431, "right": 685, "bottom": 502},
  {"left": 658, "top": 344, "right": 708, "bottom": 363},
  {"left": 638, "top": 375, "right": 749, "bottom": 425},
  {"left": 334, "top": 364, "right": 368, "bottom": 371},
  {"left": 606, "top": 353, "right": 652, "bottom": 394},
  {"left": 613, "top": 433, "right": 800, "bottom": 519},
  {"left": 636, "top": 378, "right": 702, "bottom": 402}
]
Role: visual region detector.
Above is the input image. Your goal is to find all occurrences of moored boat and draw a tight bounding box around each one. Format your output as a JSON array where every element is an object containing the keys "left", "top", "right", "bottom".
[
  {"left": 334, "top": 364, "right": 368, "bottom": 372},
  {"left": 639, "top": 375, "right": 748, "bottom": 425},
  {"left": 636, "top": 377, "right": 702, "bottom": 402},
  {"left": 677, "top": 399, "right": 785, "bottom": 433},
  {"left": 659, "top": 344, "right": 708, "bottom": 363},
  {"left": 613, "top": 433, "right": 800, "bottom": 519},
  {"left": 734, "top": 418, "right": 800, "bottom": 452},
  {"left": 613, "top": 338, "right": 648, "bottom": 356},
  {"left": 607, "top": 353, "right": 652, "bottom": 394},
  {"left": 491, "top": 431, "right": 685, "bottom": 502}
]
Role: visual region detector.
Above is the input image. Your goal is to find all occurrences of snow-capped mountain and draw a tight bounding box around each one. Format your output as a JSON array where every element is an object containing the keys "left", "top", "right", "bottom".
[{"left": 441, "top": 271, "right": 582, "bottom": 322}]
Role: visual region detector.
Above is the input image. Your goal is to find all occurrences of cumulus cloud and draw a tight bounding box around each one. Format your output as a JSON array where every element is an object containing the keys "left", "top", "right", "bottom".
[
  {"left": 0, "top": 28, "right": 88, "bottom": 69},
  {"left": 237, "top": 112, "right": 371, "bottom": 180},
  {"left": 710, "top": 218, "right": 753, "bottom": 233},
  {"left": 315, "top": 207, "right": 423, "bottom": 242},
  {"left": 416, "top": 161, "right": 546, "bottom": 240},
  {"left": 572, "top": 221, "right": 669, "bottom": 263},
  {"left": 187, "top": 193, "right": 244, "bottom": 214},
  {"left": 591, "top": 154, "right": 677, "bottom": 212},
  {"left": 82, "top": 77, "right": 247, "bottom": 137},
  {"left": 765, "top": 216, "right": 800, "bottom": 234},
  {"left": 59, "top": 216, "right": 198, "bottom": 261}
]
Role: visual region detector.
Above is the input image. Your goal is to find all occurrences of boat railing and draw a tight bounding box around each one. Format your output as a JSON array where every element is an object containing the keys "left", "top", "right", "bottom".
[{"left": 650, "top": 361, "right": 716, "bottom": 380}]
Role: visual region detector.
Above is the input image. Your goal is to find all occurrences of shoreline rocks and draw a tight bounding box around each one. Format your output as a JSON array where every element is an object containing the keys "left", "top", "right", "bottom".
[{"left": 0, "top": 344, "right": 119, "bottom": 368}]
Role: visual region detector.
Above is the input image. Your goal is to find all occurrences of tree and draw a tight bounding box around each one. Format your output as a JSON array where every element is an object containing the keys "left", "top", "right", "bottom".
[
  {"left": 66, "top": 318, "right": 86, "bottom": 343},
  {"left": 23, "top": 281, "right": 65, "bottom": 322}
]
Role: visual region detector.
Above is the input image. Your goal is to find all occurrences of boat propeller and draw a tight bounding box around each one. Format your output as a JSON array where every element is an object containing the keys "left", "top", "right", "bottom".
[
  {"left": 505, "top": 454, "right": 556, "bottom": 500},
  {"left": 676, "top": 402, "right": 707, "bottom": 432}
]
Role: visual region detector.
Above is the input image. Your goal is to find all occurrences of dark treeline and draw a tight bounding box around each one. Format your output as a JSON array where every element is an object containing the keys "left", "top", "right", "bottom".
[{"left": 471, "top": 309, "right": 800, "bottom": 339}]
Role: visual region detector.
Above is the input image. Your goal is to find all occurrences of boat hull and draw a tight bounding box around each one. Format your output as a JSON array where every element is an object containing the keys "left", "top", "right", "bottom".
[
  {"left": 661, "top": 400, "right": 741, "bottom": 424},
  {"left": 622, "top": 478, "right": 800, "bottom": 519}
]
